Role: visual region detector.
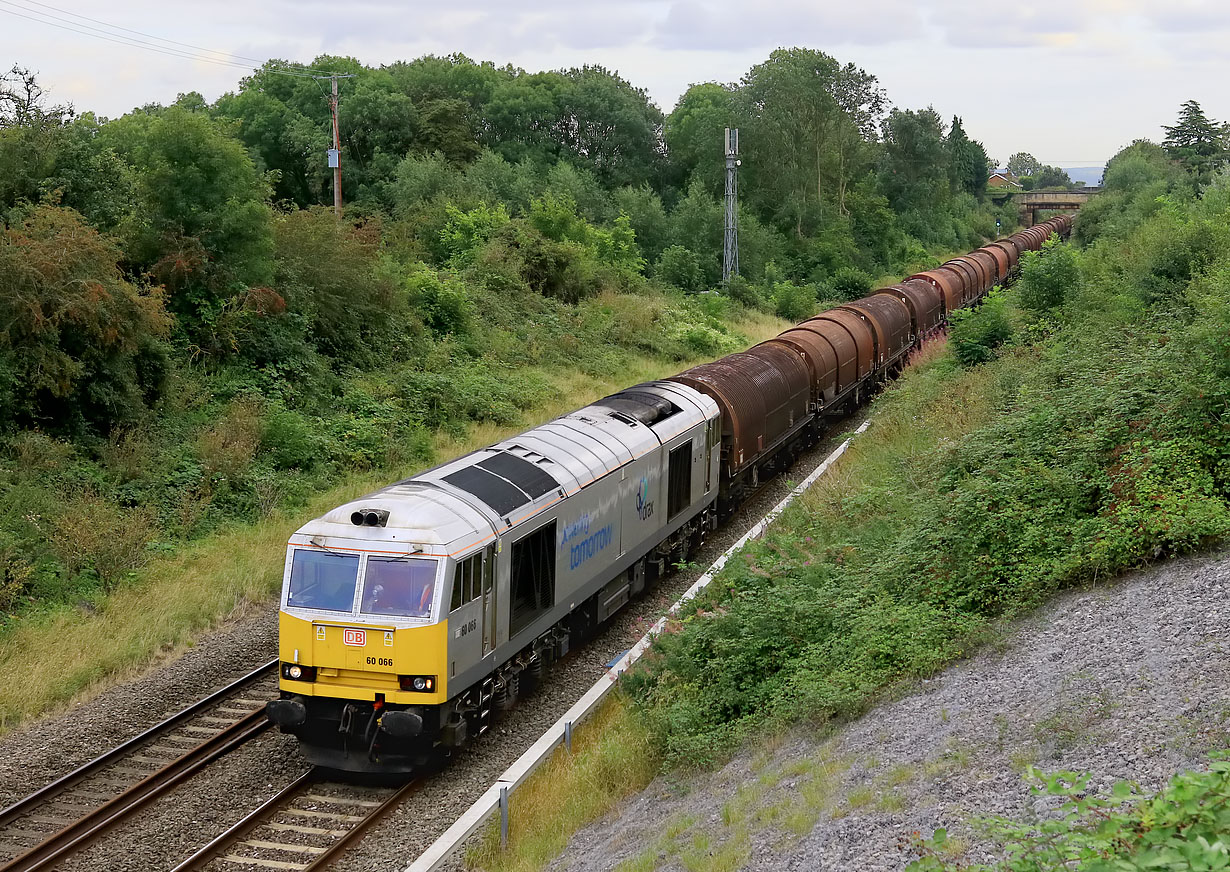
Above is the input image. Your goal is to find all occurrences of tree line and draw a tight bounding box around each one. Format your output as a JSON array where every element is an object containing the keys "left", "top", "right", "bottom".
[{"left": 0, "top": 48, "right": 1015, "bottom": 438}]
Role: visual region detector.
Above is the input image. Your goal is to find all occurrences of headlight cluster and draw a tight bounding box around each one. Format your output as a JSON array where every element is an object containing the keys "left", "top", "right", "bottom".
[
  {"left": 281, "top": 663, "right": 317, "bottom": 681},
  {"left": 398, "top": 674, "right": 436, "bottom": 692}
]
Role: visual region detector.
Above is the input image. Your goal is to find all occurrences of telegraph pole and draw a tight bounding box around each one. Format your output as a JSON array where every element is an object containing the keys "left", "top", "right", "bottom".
[
  {"left": 315, "top": 73, "right": 355, "bottom": 216},
  {"left": 722, "top": 128, "right": 740, "bottom": 284}
]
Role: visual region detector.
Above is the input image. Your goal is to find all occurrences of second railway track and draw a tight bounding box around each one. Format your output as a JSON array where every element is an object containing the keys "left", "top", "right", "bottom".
[
  {"left": 174, "top": 770, "right": 419, "bottom": 871},
  {"left": 0, "top": 660, "right": 279, "bottom": 872}
]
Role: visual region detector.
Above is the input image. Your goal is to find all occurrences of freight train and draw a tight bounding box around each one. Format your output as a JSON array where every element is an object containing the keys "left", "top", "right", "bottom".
[{"left": 265, "top": 215, "right": 1074, "bottom": 772}]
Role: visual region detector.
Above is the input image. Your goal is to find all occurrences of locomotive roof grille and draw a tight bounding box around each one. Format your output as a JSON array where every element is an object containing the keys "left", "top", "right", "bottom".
[
  {"left": 441, "top": 465, "right": 530, "bottom": 516},
  {"left": 592, "top": 391, "right": 678, "bottom": 425},
  {"left": 476, "top": 452, "right": 559, "bottom": 499}
]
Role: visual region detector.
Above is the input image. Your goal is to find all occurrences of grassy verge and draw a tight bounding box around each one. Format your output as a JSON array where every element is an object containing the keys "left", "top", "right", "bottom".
[
  {"left": 464, "top": 696, "right": 661, "bottom": 872},
  {"left": 0, "top": 313, "right": 787, "bottom": 733}
]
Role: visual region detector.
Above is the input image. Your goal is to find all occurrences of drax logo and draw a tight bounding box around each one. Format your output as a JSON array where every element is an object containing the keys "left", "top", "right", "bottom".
[{"left": 636, "top": 476, "right": 654, "bottom": 521}]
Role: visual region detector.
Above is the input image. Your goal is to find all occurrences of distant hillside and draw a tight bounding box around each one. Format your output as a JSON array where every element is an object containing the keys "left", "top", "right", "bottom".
[{"left": 1062, "top": 166, "right": 1105, "bottom": 186}]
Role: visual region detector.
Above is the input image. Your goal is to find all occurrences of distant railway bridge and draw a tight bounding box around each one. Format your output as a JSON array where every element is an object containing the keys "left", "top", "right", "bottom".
[{"left": 992, "top": 187, "right": 1101, "bottom": 227}]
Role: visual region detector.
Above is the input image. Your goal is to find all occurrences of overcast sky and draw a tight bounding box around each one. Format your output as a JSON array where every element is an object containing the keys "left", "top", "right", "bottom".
[{"left": 3, "top": 0, "right": 1229, "bottom": 169}]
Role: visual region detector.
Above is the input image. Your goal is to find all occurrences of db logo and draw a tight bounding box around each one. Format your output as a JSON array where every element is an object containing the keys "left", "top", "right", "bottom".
[{"left": 343, "top": 628, "right": 366, "bottom": 647}]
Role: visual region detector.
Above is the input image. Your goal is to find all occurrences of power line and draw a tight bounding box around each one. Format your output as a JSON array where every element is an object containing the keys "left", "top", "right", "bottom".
[
  {"left": 11, "top": 0, "right": 340, "bottom": 77},
  {"left": 0, "top": 4, "right": 267, "bottom": 72},
  {"left": 16, "top": 0, "right": 265, "bottom": 66},
  {"left": 0, "top": 1, "right": 336, "bottom": 79}
]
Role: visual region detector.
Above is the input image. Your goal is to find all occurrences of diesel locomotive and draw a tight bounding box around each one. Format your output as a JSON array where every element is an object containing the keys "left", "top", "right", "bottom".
[{"left": 265, "top": 216, "right": 1073, "bottom": 772}]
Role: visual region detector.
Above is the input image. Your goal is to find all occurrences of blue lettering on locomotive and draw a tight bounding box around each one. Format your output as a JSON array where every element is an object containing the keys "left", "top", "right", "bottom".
[
  {"left": 559, "top": 513, "right": 591, "bottom": 548},
  {"left": 569, "top": 524, "right": 615, "bottom": 570}
]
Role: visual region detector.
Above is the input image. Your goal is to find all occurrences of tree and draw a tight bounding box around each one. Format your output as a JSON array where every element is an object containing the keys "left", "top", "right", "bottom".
[
  {"left": 614, "top": 185, "right": 671, "bottom": 264},
  {"left": 0, "top": 205, "right": 169, "bottom": 433},
  {"left": 1102, "top": 140, "right": 1182, "bottom": 194},
  {"left": 1163, "top": 99, "right": 1227, "bottom": 187},
  {"left": 100, "top": 107, "right": 274, "bottom": 341},
  {"left": 386, "top": 53, "right": 504, "bottom": 164},
  {"left": 0, "top": 64, "right": 71, "bottom": 128},
  {"left": 1020, "top": 165, "right": 1073, "bottom": 191},
  {"left": 946, "top": 116, "right": 989, "bottom": 198},
  {"left": 663, "top": 83, "right": 737, "bottom": 195},
  {"left": 736, "top": 48, "right": 884, "bottom": 235},
  {"left": 655, "top": 245, "right": 706, "bottom": 293},
  {"left": 1007, "top": 152, "right": 1042, "bottom": 178},
  {"left": 880, "top": 107, "right": 949, "bottom": 214},
  {"left": 482, "top": 66, "right": 665, "bottom": 189}
]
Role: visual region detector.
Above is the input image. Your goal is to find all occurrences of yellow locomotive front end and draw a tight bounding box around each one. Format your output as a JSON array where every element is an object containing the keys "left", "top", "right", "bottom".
[{"left": 265, "top": 494, "right": 483, "bottom": 773}]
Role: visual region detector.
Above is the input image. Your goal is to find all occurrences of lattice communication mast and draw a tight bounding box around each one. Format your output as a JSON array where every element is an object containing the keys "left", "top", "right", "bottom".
[{"left": 722, "top": 127, "right": 740, "bottom": 284}]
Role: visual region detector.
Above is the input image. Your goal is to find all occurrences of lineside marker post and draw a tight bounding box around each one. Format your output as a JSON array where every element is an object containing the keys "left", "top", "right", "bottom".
[
  {"left": 499, "top": 786, "right": 509, "bottom": 848},
  {"left": 404, "top": 420, "right": 872, "bottom": 872}
]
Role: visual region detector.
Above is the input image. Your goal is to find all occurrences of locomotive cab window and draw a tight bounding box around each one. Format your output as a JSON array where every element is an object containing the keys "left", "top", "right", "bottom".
[
  {"left": 287, "top": 549, "right": 359, "bottom": 612},
  {"left": 451, "top": 553, "right": 482, "bottom": 611},
  {"left": 361, "top": 557, "right": 437, "bottom": 618},
  {"left": 509, "top": 521, "right": 556, "bottom": 637},
  {"left": 667, "top": 442, "right": 692, "bottom": 520}
]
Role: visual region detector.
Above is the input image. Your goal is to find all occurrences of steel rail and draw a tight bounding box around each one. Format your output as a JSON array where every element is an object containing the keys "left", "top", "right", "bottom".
[
  {"left": 170, "top": 769, "right": 319, "bottom": 871},
  {"left": 0, "top": 710, "right": 271, "bottom": 872},
  {"left": 0, "top": 658, "right": 278, "bottom": 830},
  {"left": 304, "top": 777, "right": 421, "bottom": 870},
  {"left": 171, "top": 771, "right": 420, "bottom": 871}
]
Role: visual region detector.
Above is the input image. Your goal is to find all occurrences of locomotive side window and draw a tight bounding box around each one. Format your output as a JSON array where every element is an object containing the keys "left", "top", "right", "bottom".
[
  {"left": 451, "top": 553, "right": 481, "bottom": 611},
  {"left": 361, "top": 557, "right": 437, "bottom": 618},
  {"left": 509, "top": 521, "right": 556, "bottom": 637},
  {"left": 667, "top": 442, "right": 692, "bottom": 520},
  {"left": 287, "top": 549, "right": 359, "bottom": 612}
]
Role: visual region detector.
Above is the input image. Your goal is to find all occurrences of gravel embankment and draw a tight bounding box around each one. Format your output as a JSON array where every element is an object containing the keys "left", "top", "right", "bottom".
[
  {"left": 0, "top": 421, "right": 860, "bottom": 872},
  {"left": 544, "top": 551, "right": 1230, "bottom": 872}
]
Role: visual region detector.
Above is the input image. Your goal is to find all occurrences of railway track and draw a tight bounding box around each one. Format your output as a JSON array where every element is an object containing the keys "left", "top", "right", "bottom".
[
  {"left": 0, "top": 659, "right": 279, "bottom": 872},
  {"left": 173, "top": 770, "right": 420, "bottom": 871}
]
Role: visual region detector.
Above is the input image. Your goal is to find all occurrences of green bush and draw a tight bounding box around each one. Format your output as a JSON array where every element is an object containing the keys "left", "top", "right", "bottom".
[
  {"left": 655, "top": 245, "right": 707, "bottom": 294},
  {"left": 949, "top": 291, "right": 1013, "bottom": 366},
  {"left": 406, "top": 269, "right": 471, "bottom": 336},
  {"left": 722, "top": 275, "right": 764, "bottom": 310},
  {"left": 438, "top": 202, "right": 510, "bottom": 266},
  {"left": 830, "top": 265, "right": 874, "bottom": 300},
  {"left": 773, "top": 282, "right": 817, "bottom": 322},
  {"left": 911, "top": 759, "right": 1230, "bottom": 871},
  {"left": 1017, "top": 237, "right": 1080, "bottom": 313},
  {"left": 261, "top": 406, "right": 318, "bottom": 471},
  {"left": 272, "top": 207, "right": 399, "bottom": 361}
]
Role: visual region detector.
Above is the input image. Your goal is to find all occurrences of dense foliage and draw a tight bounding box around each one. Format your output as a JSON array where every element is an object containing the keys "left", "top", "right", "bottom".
[{"left": 623, "top": 149, "right": 1230, "bottom": 767}]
